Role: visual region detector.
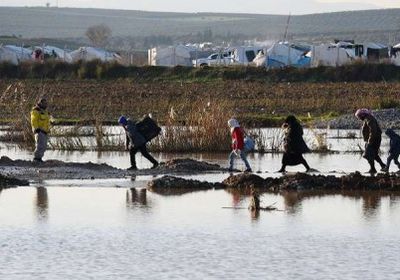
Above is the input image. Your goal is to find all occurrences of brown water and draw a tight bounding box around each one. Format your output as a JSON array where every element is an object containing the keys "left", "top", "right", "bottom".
[{"left": 0, "top": 187, "right": 399, "bottom": 279}]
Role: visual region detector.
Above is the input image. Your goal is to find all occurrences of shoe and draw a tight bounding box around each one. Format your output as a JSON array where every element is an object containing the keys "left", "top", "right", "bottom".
[
  {"left": 151, "top": 162, "right": 159, "bottom": 169},
  {"left": 367, "top": 169, "right": 377, "bottom": 174},
  {"left": 381, "top": 167, "right": 389, "bottom": 173},
  {"left": 244, "top": 168, "right": 252, "bottom": 173},
  {"left": 127, "top": 166, "right": 138, "bottom": 171},
  {"left": 33, "top": 158, "right": 43, "bottom": 163}
]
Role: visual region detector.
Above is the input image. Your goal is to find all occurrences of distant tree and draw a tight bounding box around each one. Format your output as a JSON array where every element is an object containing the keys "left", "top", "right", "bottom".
[{"left": 85, "top": 24, "right": 112, "bottom": 47}]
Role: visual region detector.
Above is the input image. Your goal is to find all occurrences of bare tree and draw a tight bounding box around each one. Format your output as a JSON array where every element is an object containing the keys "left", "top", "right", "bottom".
[{"left": 85, "top": 24, "right": 112, "bottom": 47}]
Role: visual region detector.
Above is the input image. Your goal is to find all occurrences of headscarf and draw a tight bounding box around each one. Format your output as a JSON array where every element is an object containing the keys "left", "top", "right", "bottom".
[
  {"left": 355, "top": 108, "right": 372, "bottom": 119},
  {"left": 227, "top": 118, "right": 240, "bottom": 133}
]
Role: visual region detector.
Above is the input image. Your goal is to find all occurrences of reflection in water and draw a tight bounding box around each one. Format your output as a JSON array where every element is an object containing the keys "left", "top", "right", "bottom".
[
  {"left": 281, "top": 190, "right": 400, "bottom": 218},
  {"left": 361, "top": 193, "right": 381, "bottom": 218},
  {"left": 126, "top": 188, "right": 148, "bottom": 208},
  {"left": 35, "top": 187, "right": 48, "bottom": 221},
  {"left": 250, "top": 209, "right": 260, "bottom": 220},
  {"left": 282, "top": 191, "right": 303, "bottom": 214},
  {"left": 231, "top": 191, "right": 244, "bottom": 208}
]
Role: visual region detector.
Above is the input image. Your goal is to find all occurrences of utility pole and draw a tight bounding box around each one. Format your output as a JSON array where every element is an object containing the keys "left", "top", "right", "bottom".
[{"left": 283, "top": 13, "right": 291, "bottom": 42}]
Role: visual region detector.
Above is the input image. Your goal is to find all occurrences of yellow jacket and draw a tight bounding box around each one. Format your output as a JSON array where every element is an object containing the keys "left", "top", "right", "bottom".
[{"left": 31, "top": 107, "right": 50, "bottom": 134}]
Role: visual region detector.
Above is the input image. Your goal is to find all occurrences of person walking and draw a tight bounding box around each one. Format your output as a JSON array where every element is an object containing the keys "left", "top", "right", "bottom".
[
  {"left": 118, "top": 116, "right": 159, "bottom": 170},
  {"left": 382, "top": 128, "right": 400, "bottom": 172},
  {"left": 355, "top": 109, "right": 386, "bottom": 174},
  {"left": 31, "top": 97, "right": 50, "bottom": 162},
  {"left": 278, "top": 115, "right": 311, "bottom": 173},
  {"left": 227, "top": 118, "right": 252, "bottom": 172}
]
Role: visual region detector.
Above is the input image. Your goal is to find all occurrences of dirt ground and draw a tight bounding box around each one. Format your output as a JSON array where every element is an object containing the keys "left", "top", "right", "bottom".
[{"left": 1, "top": 80, "right": 400, "bottom": 126}]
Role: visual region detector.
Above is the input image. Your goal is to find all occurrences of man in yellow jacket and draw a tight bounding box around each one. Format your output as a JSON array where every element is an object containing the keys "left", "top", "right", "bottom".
[{"left": 31, "top": 97, "right": 50, "bottom": 162}]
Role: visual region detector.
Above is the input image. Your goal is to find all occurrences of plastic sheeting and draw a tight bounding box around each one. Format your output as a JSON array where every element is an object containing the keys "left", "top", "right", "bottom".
[
  {"left": 265, "top": 43, "right": 310, "bottom": 68},
  {"left": 148, "top": 45, "right": 192, "bottom": 66},
  {"left": 311, "top": 45, "right": 353, "bottom": 67},
  {"left": 0, "top": 47, "right": 19, "bottom": 65},
  {"left": 70, "top": 47, "right": 121, "bottom": 63},
  {"left": 4, "top": 45, "right": 32, "bottom": 62},
  {"left": 34, "top": 46, "right": 73, "bottom": 63}
]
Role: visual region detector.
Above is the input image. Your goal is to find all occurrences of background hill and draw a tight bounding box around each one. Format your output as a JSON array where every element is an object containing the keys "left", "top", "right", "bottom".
[{"left": 0, "top": 7, "right": 399, "bottom": 50}]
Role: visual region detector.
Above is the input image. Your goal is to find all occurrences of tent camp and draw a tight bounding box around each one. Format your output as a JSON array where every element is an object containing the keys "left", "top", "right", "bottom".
[
  {"left": 265, "top": 43, "right": 310, "bottom": 68},
  {"left": 148, "top": 45, "right": 193, "bottom": 67},
  {"left": 70, "top": 47, "right": 121, "bottom": 63},
  {"left": 4, "top": 45, "right": 32, "bottom": 63},
  {"left": 33, "top": 46, "right": 73, "bottom": 63},
  {"left": 0, "top": 46, "right": 19, "bottom": 65}
]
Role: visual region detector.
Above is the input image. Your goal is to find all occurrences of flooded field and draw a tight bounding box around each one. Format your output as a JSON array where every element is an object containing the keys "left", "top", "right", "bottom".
[{"left": 0, "top": 128, "right": 399, "bottom": 279}]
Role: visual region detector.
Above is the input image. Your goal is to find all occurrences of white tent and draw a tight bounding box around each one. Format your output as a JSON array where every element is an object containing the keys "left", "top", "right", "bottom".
[
  {"left": 0, "top": 46, "right": 19, "bottom": 65},
  {"left": 266, "top": 43, "right": 310, "bottom": 68},
  {"left": 148, "top": 45, "right": 192, "bottom": 67},
  {"left": 34, "top": 46, "right": 73, "bottom": 63},
  {"left": 4, "top": 45, "right": 32, "bottom": 62},
  {"left": 70, "top": 47, "right": 121, "bottom": 63},
  {"left": 310, "top": 44, "right": 354, "bottom": 67}
]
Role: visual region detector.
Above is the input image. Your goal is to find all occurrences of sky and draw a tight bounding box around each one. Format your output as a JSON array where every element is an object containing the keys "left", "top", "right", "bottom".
[{"left": 0, "top": 0, "right": 399, "bottom": 14}]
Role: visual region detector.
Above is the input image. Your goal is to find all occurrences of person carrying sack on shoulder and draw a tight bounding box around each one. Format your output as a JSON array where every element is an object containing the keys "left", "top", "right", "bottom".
[
  {"left": 31, "top": 97, "right": 50, "bottom": 163},
  {"left": 227, "top": 118, "right": 252, "bottom": 173},
  {"left": 118, "top": 116, "right": 159, "bottom": 171}
]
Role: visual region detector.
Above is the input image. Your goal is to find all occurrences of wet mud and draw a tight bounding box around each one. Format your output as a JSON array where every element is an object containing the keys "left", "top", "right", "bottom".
[
  {"left": 147, "top": 172, "right": 400, "bottom": 194},
  {"left": 148, "top": 175, "right": 224, "bottom": 195},
  {"left": 0, "top": 156, "right": 227, "bottom": 181},
  {"left": 0, "top": 173, "right": 29, "bottom": 189}
]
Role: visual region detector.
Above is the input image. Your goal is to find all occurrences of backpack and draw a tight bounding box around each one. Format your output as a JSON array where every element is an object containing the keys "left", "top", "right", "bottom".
[
  {"left": 136, "top": 116, "right": 161, "bottom": 142},
  {"left": 244, "top": 136, "right": 255, "bottom": 152}
]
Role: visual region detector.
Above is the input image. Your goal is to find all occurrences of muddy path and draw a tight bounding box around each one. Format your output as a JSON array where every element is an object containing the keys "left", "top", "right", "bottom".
[
  {"left": 148, "top": 172, "right": 400, "bottom": 195},
  {"left": 0, "top": 157, "right": 227, "bottom": 181}
]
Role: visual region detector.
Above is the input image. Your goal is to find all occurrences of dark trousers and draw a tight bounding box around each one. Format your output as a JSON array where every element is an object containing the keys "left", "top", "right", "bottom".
[
  {"left": 130, "top": 145, "right": 158, "bottom": 168},
  {"left": 387, "top": 153, "right": 400, "bottom": 169}
]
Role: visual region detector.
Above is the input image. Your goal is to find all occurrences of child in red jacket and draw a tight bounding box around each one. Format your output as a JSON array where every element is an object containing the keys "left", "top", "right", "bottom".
[{"left": 228, "top": 118, "right": 252, "bottom": 172}]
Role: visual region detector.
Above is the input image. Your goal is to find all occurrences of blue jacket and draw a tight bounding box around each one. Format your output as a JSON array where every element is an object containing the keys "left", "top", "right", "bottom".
[{"left": 125, "top": 120, "right": 146, "bottom": 148}]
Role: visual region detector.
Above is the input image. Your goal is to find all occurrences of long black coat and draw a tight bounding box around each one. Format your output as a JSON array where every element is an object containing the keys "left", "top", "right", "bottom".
[{"left": 283, "top": 123, "right": 310, "bottom": 155}]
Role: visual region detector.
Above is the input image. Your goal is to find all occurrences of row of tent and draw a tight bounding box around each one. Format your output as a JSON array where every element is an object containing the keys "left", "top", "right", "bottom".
[
  {"left": 149, "top": 41, "right": 400, "bottom": 68},
  {"left": 0, "top": 45, "right": 122, "bottom": 65}
]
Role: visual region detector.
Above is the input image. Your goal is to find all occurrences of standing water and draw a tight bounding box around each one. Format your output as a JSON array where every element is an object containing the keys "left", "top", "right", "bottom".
[{"left": 0, "top": 128, "right": 399, "bottom": 279}]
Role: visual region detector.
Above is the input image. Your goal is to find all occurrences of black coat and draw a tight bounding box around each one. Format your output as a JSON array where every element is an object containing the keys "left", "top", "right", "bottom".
[{"left": 283, "top": 122, "right": 310, "bottom": 155}]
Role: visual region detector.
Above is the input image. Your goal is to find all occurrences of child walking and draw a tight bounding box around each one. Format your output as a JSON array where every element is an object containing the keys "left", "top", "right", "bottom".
[
  {"left": 382, "top": 129, "right": 400, "bottom": 172},
  {"left": 227, "top": 118, "right": 252, "bottom": 172}
]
